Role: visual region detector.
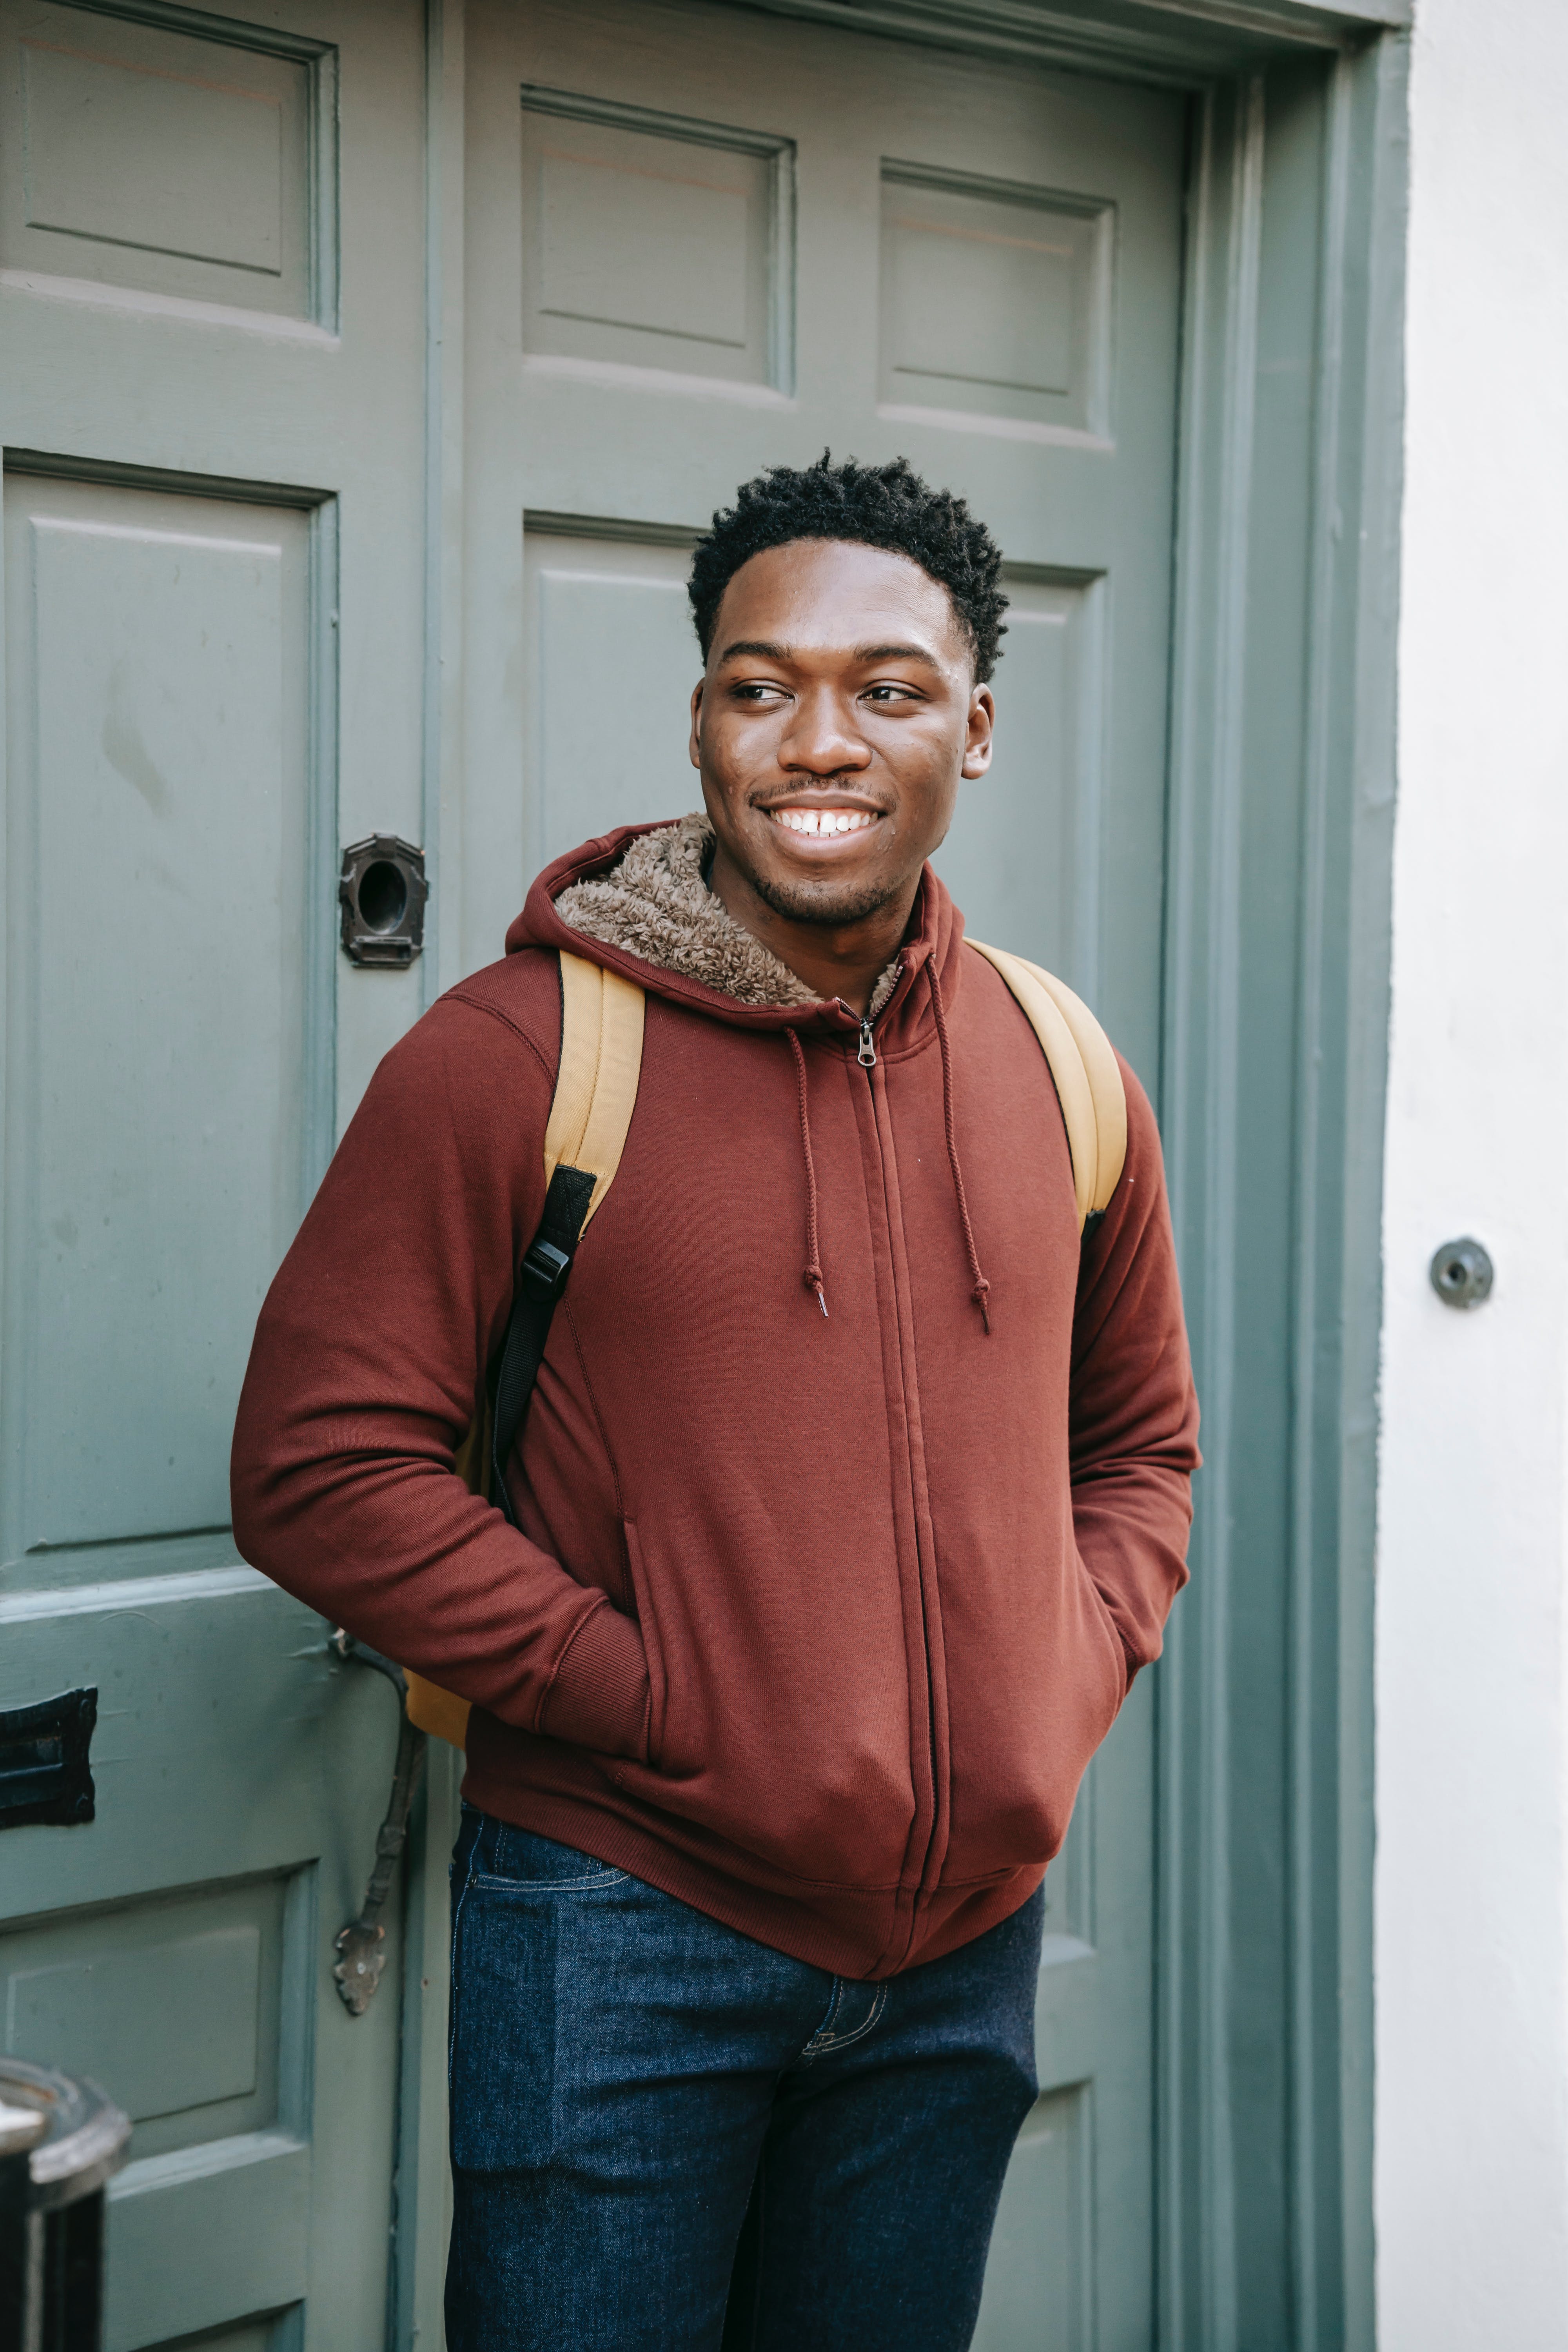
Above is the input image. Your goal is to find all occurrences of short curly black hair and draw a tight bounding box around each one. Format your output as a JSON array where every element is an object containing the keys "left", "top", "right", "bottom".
[{"left": 688, "top": 452, "right": 1008, "bottom": 681}]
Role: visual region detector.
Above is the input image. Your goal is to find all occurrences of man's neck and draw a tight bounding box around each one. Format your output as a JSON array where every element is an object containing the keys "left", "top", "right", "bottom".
[{"left": 706, "top": 841, "right": 916, "bottom": 1018}]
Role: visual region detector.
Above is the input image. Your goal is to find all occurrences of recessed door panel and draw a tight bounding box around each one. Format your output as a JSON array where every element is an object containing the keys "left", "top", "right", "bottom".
[
  {"left": 980, "top": 2084, "right": 1094, "bottom": 2352},
  {"left": 879, "top": 163, "right": 1112, "bottom": 439},
  {"left": 0, "top": 0, "right": 326, "bottom": 320},
  {"left": 4, "top": 1882, "right": 285, "bottom": 2157},
  {"left": 522, "top": 90, "right": 791, "bottom": 390},
  {"left": 524, "top": 524, "right": 700, "bottom": 865},
  {"left": 932, "top": 569, "right": 1106, "bottom": 999},
  {"left": 2, "top": 476, "right": 319, "bottom": 1555}
]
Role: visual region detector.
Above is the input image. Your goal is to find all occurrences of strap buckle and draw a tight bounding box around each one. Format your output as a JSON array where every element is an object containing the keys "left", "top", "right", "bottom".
[{"left": 520, "top": 1236, "right": 572, "bottom": 1303}]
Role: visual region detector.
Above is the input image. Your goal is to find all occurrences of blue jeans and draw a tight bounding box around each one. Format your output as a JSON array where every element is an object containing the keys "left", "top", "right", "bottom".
[{"left": 446, "top": 1806, "right": 1044, "bottom": 2352}]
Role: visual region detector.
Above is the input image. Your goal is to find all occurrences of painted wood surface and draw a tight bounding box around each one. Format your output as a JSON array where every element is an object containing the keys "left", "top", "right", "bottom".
[
  {"left": 0, "top": 4, "right": 1406, "bottom": 2348},
  {"left": 0, "top": 4, "right": 429, "bottom": 2347}
]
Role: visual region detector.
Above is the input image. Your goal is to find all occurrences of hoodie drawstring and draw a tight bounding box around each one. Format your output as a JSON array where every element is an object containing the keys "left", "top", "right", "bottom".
[
  {"left": 926, "top": 961, "right": 993, "bottom": 1333},
  {"left": 786, "top": 1026, "right": 829, "bottom": 1316},
  {"left": 785, "top": 971, "right": 992, "bottom": 1334}
]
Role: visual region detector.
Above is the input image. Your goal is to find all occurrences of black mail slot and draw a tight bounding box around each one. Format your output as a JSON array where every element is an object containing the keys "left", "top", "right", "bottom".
[{"left": 0, "top": 1688, "right": 96, "bottom": 1829}]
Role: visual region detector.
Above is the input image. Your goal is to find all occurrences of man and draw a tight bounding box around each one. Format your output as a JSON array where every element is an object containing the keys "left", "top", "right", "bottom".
[{"left": 232, "top": 454, "right": 1198, "bottom": 2352}]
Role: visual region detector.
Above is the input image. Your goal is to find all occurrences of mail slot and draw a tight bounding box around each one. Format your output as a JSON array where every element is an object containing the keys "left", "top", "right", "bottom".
[{"left": 0, "top": 1690, "right": 96, "bottom": 1832}]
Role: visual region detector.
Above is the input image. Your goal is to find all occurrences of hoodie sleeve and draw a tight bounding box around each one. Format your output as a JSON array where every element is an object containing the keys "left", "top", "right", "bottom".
[
  {"left": 1068, "top": 1055, "right": 1200, "bottom": 1689},
  {"left": 230, "top": 987, "right": 652, "bottom": 1760}
]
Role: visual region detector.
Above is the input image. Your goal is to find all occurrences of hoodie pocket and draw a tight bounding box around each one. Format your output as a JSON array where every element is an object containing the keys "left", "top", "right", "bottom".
[
  {"left": 607, "top": 1510, "right": 917, "bottom": 1890},
  {"left": 1076, "top": 1553, "right": 1130, "bottom": 1723},
  {"left": 621, "top": 1521, "right": 669, "bottom": 1768}
]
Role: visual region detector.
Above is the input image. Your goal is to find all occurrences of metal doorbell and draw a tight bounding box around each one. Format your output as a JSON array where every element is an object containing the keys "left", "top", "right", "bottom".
[{"left": 1429, "top": 1236, "right": 1493, "bottom": 1310}]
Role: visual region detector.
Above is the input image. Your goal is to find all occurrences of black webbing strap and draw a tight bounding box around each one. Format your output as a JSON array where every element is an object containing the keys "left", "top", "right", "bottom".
[{"left": 490, "top": 1163, "right": 596, "bottom": 1528}]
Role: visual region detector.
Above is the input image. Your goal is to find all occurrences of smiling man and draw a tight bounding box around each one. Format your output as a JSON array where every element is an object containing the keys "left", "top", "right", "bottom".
[{"left": 232, "top": 455, "right": 1199, "bottom": 2352}]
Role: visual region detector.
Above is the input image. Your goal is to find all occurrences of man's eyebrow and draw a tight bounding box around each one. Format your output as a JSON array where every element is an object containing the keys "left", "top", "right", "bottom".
[
  {"left": 853, "top": 642, "right": 941, "bottom": 668},
  {"left": 714, "top": 638, "right": 943, "bottom": 668},
  {"left": 715, "top": 639, "right": 792, "bottom": 664}
]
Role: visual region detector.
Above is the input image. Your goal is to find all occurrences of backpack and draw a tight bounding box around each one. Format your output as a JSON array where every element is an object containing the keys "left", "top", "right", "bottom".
[{"left": 404, "top": 941, "right": 1127, "bottom": 1748}]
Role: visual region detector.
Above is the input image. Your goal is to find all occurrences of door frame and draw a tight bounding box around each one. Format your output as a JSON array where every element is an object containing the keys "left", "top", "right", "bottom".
[{"left": 404, "top": 4, "right": 1410, "bottom": 2345}]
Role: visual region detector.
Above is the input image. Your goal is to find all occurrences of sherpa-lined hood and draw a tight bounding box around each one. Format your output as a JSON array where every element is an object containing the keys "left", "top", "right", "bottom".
[
  {"left": 551, "top": 810, "right": 904, "bottom": 1018},
  {"left": 512, "top": 816, "right": 955, "bottom": 1044},
  {"left": 234, "top": 827, "right": 1198, "bottom": 1979},
  {"left": 539, "top": 817, "right": 985, "bottom": 1325}
]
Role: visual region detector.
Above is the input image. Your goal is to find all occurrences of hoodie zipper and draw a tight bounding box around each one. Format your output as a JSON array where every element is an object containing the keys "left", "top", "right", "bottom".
[
  {"left": 845, "top": 971, "right": 943, "bottom": 1963},
  {"left": 848, "top": 959, "right": 900, "bottom": 1067}
]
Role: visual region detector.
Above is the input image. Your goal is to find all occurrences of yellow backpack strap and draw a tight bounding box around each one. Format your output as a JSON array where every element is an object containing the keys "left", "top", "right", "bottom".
[
  {"left": 967, "top": 940, "right": 1127, "bottom": 1233},
  {"left": 544, "top": 952, "right": 646, "bottom": 1228},
  {"left": 405, "top": 951, "right": 646, "bottom": 1749}
]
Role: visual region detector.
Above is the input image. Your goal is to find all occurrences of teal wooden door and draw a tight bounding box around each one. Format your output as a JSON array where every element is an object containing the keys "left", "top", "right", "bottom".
[
  {"left": 0, "top": 5, "right": 430, "bottom": 2347},
  {"left": 463, "top": 5, "right": 1184, "bottom": 2340}
]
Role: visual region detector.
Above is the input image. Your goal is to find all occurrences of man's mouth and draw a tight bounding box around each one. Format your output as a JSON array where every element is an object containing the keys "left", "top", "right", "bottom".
[{"left": 766, "top": 808, "right": 880, "bottom": 840}]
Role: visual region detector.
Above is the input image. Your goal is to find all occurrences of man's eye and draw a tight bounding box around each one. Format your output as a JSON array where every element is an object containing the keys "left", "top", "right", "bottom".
[
  {"left": 864, "top": 685, "right": 911, "bottom": 704},
  {"left": 734, "top": 683, "right": 784, "bottom": 701}
]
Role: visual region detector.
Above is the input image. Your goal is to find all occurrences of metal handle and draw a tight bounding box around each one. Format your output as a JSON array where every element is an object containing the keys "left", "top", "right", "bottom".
[{"left": 330, "top": 1631, "right": 426, "bottom": 2016}]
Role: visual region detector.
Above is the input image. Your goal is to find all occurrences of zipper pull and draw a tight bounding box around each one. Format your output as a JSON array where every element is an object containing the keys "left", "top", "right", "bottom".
[{"left": 858, "top": 1019, "right": 877, "bottom": 1068}]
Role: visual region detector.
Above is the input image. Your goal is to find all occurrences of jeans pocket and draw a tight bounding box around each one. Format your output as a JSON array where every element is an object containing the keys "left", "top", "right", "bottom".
[
  {"left": 447, "top": 1819, "right": 644, "bottom": 2174},
  {"left": 469, "top": 1817, "right": 629, "bottom": 1891}
]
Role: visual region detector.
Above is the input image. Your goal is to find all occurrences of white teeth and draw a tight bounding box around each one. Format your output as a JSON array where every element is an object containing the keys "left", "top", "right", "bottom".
[{"left": 772, "top": 808, "right": 876, "bottom": 838}]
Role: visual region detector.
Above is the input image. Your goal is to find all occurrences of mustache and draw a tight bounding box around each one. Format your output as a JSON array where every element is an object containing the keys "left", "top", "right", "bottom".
[{"left": 749, "top": 775, "right": 884, "bottom": 806}]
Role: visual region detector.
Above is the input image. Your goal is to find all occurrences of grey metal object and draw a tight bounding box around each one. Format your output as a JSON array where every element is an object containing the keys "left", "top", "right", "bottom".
[
  {"left": 338, "top": 835, "right": 427, "bottom": 965},
  {"left": 1430, "top": 1237, "right": 1494, "bottom": 1310},
  {"left": 330, "top": 1631, "right": 426, "bottom": 2016},
  {"left": 0, "top": 2060, "right": 131, "bottom": 2352}
]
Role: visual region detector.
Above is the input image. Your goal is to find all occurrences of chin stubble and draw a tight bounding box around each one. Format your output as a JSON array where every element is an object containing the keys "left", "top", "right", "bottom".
[{"left": 745, "top": 864, "right": 908, "bottom": 931}]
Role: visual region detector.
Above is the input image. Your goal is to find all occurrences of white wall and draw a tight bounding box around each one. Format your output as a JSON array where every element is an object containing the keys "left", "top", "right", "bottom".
[{"left": 1377, "top": 0, "right": 1568, "bottom": 2342}]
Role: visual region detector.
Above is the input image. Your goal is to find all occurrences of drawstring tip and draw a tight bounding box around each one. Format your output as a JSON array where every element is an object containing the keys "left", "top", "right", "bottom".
[
  {"left": 973, "top": 1279, "right": 992, "bottom": 1335},
  {"left": 804, "top": 1267, "right": 828, "bottom": 1319},
  {"left": 818, "top": 1291, "right": 829, "bottom": 1319}
]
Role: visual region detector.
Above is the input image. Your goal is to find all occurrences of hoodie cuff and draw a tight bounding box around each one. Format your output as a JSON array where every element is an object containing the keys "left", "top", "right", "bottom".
[{"left": 540, "top": 1600, "right": 651, "bottom": 1761}]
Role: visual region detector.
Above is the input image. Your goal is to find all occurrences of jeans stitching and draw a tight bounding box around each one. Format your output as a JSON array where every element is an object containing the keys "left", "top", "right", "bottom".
[
  {"left": 798, "top": 1979, "right": 888, "bottom": 2061},
  {"left": 469, "top": 1867, "right": 628, "bottom": 1891},
  {"left": 800, "top": 1975, "right": 845, "bottom": 2054},
  {"left": 448, "top": 1830, "right": 477, "bottom": 2087}
]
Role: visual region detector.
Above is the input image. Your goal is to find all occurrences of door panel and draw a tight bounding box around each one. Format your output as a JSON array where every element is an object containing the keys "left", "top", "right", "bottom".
[
  {"left": 877, "top": 162, "right": 1112, "bottom": 439},
  {"left": 932, "top": 566, "right": 1107, "bottom": 1003},
  {"left": 524, "top": 524, "right": 699, "bottom": 869},
  {"left": 467, "top": 5, "right": 1183, "bottom": 2339},
  {"left": 2, "top": 478, "right": 315, "bottom": 1553},
  {"left": 521, "top": 88, "right": 791, "bottom": 391},
  {"left": 0, "top": 0, "right": 325, "bottom": 322},
  {"left": 0, "top": 4, "right": 427, "bottom": 2346},
  {"left": 3, "top": 1873, "right": 292, "bottom": 2160}
]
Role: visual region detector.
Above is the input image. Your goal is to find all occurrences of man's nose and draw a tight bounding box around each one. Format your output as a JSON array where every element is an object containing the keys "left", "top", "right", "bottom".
[{"left": 778, "top": 687, "right": 872, "bottom": 776}]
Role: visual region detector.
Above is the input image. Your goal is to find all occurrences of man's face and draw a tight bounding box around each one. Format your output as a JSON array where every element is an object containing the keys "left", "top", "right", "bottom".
[{"left": 689, "top": 539, "right": 994, "bottom": 930}]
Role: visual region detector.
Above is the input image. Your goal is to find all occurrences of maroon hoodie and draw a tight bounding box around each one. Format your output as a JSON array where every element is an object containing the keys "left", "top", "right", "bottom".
[{"left": 231, "top": 828, "right": 1198, "bottom": 1978}]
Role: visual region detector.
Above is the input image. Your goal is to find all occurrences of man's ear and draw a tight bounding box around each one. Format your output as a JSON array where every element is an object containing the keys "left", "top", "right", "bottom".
[
  {"left": 689, "top": 678, "right": 704, "bottom": 771},
  {"left": 961, "top": 684, "right": 996, "bottom": 780}
]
